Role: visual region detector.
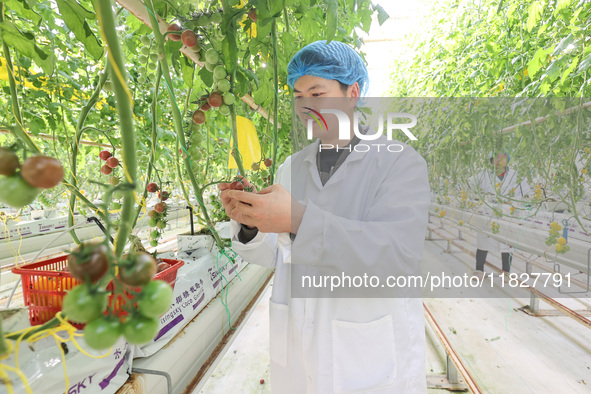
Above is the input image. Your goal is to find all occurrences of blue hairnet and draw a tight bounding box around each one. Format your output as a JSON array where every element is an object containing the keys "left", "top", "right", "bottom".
[{"left": 287, "top": 40, "right": 369, "bottom": 96}]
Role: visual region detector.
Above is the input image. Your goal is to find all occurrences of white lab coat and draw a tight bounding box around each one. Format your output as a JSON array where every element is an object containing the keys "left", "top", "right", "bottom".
[
  {"left": 231, "top": 137, "right": 430, "bottom": 393},
  {"left": 473, "top": 168, "right": 531, "bottom": 252}
]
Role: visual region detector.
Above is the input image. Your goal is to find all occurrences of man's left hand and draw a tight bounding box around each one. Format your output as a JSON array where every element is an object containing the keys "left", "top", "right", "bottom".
[{"left": 227, "top": 184, "right": 305, "bottom": 234}]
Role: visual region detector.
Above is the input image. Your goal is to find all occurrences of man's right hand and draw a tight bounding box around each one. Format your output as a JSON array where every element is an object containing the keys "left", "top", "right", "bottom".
[{"left": 218, "top": 176, "right": 256, "bottom": 227}]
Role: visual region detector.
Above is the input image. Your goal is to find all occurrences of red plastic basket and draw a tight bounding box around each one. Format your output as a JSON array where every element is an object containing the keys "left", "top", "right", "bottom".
[{"left": 12, "top": 255, "right": 184, "bottom": 328}]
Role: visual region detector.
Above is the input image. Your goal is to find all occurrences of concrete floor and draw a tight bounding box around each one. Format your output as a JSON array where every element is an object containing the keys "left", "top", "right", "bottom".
[{"left": 196, "top": 236, "right": 591, "bottom": 393}]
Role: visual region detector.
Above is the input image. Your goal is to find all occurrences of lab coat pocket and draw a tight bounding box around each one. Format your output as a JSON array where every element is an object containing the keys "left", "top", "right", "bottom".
[
  {"left": 332, "top": 315, "right": 396, "bottom": 393},
  {"left": 269, "top": 300, "right": 289, "bottom": 368}
]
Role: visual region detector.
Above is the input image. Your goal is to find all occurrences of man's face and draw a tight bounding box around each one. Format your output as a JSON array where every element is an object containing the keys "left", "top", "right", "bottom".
[
  {"left": 494, "top": 153, "right": 508, "bottom": 174},
  {"left": 293, "top": 75, "right": 359, "bottom": 140}
]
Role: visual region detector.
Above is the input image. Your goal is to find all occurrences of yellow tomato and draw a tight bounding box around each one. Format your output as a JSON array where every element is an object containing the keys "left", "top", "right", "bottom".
[
  {"left": 557, "top": 237, "right": 566, "bottom": 245},
  {"left": 555, "top": 244, "right": 563, "bottom": 252}
]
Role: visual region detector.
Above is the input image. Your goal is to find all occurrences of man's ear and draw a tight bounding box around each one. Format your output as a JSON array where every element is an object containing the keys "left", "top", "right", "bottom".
[{"left": 348, "top": 82, "right": 360, "bottom": 108}]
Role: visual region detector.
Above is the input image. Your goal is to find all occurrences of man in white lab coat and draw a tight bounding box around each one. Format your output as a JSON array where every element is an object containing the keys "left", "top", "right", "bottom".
[
  {"left": 218, "top": 40, "right": 430, "bottom": 393},
  {"left": 473, "top": 153, "right": 531, "bottom": 275}
]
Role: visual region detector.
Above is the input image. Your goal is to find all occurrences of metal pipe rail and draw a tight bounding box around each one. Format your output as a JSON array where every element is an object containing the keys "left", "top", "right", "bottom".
[
  {"left": 428, "top": 205, "right": 591, "bottom": 275},
  {"left": 432, "top": 213, "right": 591, "bottom": 292},
  {"left": 423, "top": 302, "right": 482, "bottom": 393},
  {"left": 426, "top": 225, "right": 591, "bottom": 330}
]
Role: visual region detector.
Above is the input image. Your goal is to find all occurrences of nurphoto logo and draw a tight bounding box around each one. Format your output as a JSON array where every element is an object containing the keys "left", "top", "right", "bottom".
[{"left": 304, "top": 108, "right": 418, "bottom": 152}]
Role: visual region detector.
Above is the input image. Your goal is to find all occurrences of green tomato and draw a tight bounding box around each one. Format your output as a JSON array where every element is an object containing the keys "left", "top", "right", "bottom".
[
  {"left": 213, "top": 65, "right": 227, "bottom": 80},
  {"left": 223, "top": 92, "right": 235, "bottom": 105},
  {"left": 219, "top": 104, "right": 230, "bottom": 116},
  {"left": 156, "top": 220, "right": 166, "bottom": 230},
  {"left": 150, "top": 239, "right": 159, "bottom": 247},
  {"left": 140, "top": 36, "right": 151, "bottom": 45},
  {"left": 0, "top": 175, "right": 40, "bottom": 208},
  {"left": 62, "top": 284, "right": 108, "bottom": 323},
  {"left": 150, "top": 230, "right": 159, "bottom": 239},
  {"left": 217, "top": 79, "right": 231, "bottom": 92},
  {"left": 123, "top": 314, "right": 159, "bottom": 345},
  {"left": 113, "top": 190, "right": 124, "bottom": 199},
  {"left": 141, "top": 47, "right": 150, "bottom": 56},
  {"left": 138, "top": 66, "right": 147, "bottom": 74},
  {"left": 205, "top": 61, "right": 216, "bottom": 72},
  {"left": 137, "top": 280, "right": 173, "bottom": 318},
  {"left": 205, "top": 48, "right": 219, "bottom": 64},
  {"left": 148, "top": 63, "right": 157, "bottom": 71},
  {"left": 150, "top": 53, "right": 159, "bottom": 62},
  {"left": 210, "top": 12, "right": 222, "bottom": 24},
  {"left": 111, "top": 202, "right": 122, "bottom": 210},
  {"left": 196, "top": 15, "right": 210, "bottom": 27},
  {"left": 148, "top": 217, "right": 157, "bottom": 227},
  {"left": 190, "top": 132, "right": 203, "bottom": 145},
  {"left": 138, "top": 55, "right": 148, "bottom": 64},
  {"left": 83, "top": 317, "right": 122, "bottom": 350}
]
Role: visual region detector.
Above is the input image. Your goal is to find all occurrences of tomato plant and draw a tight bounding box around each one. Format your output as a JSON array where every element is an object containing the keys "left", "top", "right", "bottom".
[
  {"left": 137, "top": 280, "right": 174, "bottom": 318},
  {"left": 0, "top": 148, "right": 19, "bottom": 176},
  {"left": 119, "top": 252, "right": 157, "bottom": 287},
  {"left": 122, "top": 314, "right": 159, "bottom": 345},
  {"left": 62, "top": 284, "right": 108, "bottom": 323},
  {"left": 67, "top": 243, "right": 110, "bottom": 283},
  {"left": 83, "top": 316, "right": 122, "bottom": 350}
]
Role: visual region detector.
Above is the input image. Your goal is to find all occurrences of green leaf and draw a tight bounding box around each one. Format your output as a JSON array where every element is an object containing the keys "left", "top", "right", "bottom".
[
  {"left": 3, "top": 0, "right": 41, "bottom": 24},
  {"left": 527, "top": 47, "right": 550, "bottom": 78},
  {"left": 326, "top": 0, "right": 337, "bottom": 43},
  {"left": 560, "top": 56, "right": 578, "bottom": 84},
  {"left": 0, "top": 21, "right": 53, "bottom": 75},
  {"left": 181, "top": 56, "right": 195, "bottom": 89},
  {"left": 372, "top": 4, "right": 389, "bottom": 26},
  {"left": 55, "top": 0, "right": 103, "bottom": 61},
  {"left": 526, "top": 1, "right": 543, "bottom": 32},
  {"left": 554, "top": 0, "right": 571, "bottom": 16},
  {"left": 198, "top": 66, "right": 213, "bottom": 88},
  {"left": 552, "top": 33, "right": 576, "bottom": 57},
  {"left": 239, "top": 66, "right": 259, "bottom": 90},
  {"left": 577, "top": 53, "right": 591, "bottom": 74},
  {"left": 506, "top": 3, "right": 517, "bottom": 19}
]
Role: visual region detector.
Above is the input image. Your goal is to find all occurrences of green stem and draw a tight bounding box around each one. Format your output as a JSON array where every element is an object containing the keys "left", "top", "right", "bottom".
[
  {"left": 92, "top": 0, "right": 137, "bottom": 258},
  {"left": 144, "top": 0, "right": 223, "bottom": 249},
  {"left": 0, "top": 4, "right": 40, "bottom": 154},
  {"left": 68, "top": 58, "right": 111, "bottom": 244},
  {"left": 132, "top": 62, "right": 162, "bottom": 229},
  {"left": 270, "top": 19, "right": 280, "bottom": 183}
]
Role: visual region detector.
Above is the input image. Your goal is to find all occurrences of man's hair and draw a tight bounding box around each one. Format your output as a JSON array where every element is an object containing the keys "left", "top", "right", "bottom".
[{"left": 337, "top": 81, "right": 350, "bottom": 95}]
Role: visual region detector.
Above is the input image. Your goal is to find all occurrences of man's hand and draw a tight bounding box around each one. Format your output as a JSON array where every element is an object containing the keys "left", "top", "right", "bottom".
[
  {"left": 227, "top": 184, "right": 305, "bottom": 234},
  {"left": 218, "top": 176, "right": 257, "bottom": 228}
]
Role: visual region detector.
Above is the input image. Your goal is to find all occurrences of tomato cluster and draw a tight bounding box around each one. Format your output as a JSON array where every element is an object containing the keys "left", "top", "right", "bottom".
[
  {"left": 62, "top": 244, "right": 173, "bottom": 350},
  {"left": 146, "top": 182, "right": 170, "bottom": 247},
  {"left": 0, "top": 147, "right": 64, "bottom": 208}
]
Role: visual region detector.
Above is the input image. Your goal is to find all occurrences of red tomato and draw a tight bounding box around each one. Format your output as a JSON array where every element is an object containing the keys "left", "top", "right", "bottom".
[
  {"left": 147, "top": 182, "right": 159, "bottom": 192},
  {"left": 67, "top": 243, "right": 110, "bottom": 283},
  {"left": 106, "top": 157, "right": 119, "bottom": 168},
  {"left": 154, "top": 202, "right": 167, "bottom": 213},
  {"left": 101, "top": 164, "right": 113, "bottom": 175},
  {"left": 0, "top": 147, "right": 20, "bottom": 176},
  {"left": 208, "top": 92, "right": 223, "bottom": 108},
  {"left": 181, "top": 30, "right": 198, "bottom": 47},
  {"left": 21, "top": 156, "right": 64, "bottom": 188},
  {"left": 192, "top": 110, "right": 206, "bottom": 125},
  {"left": 119, "top": 252, "right": 157, "bottom": 287},
  {"left": 99, "top": 150, "right": 112, "bottom": 161},
  {"left": 167, "top": 24, "right": 182, "bottom": 41}
]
